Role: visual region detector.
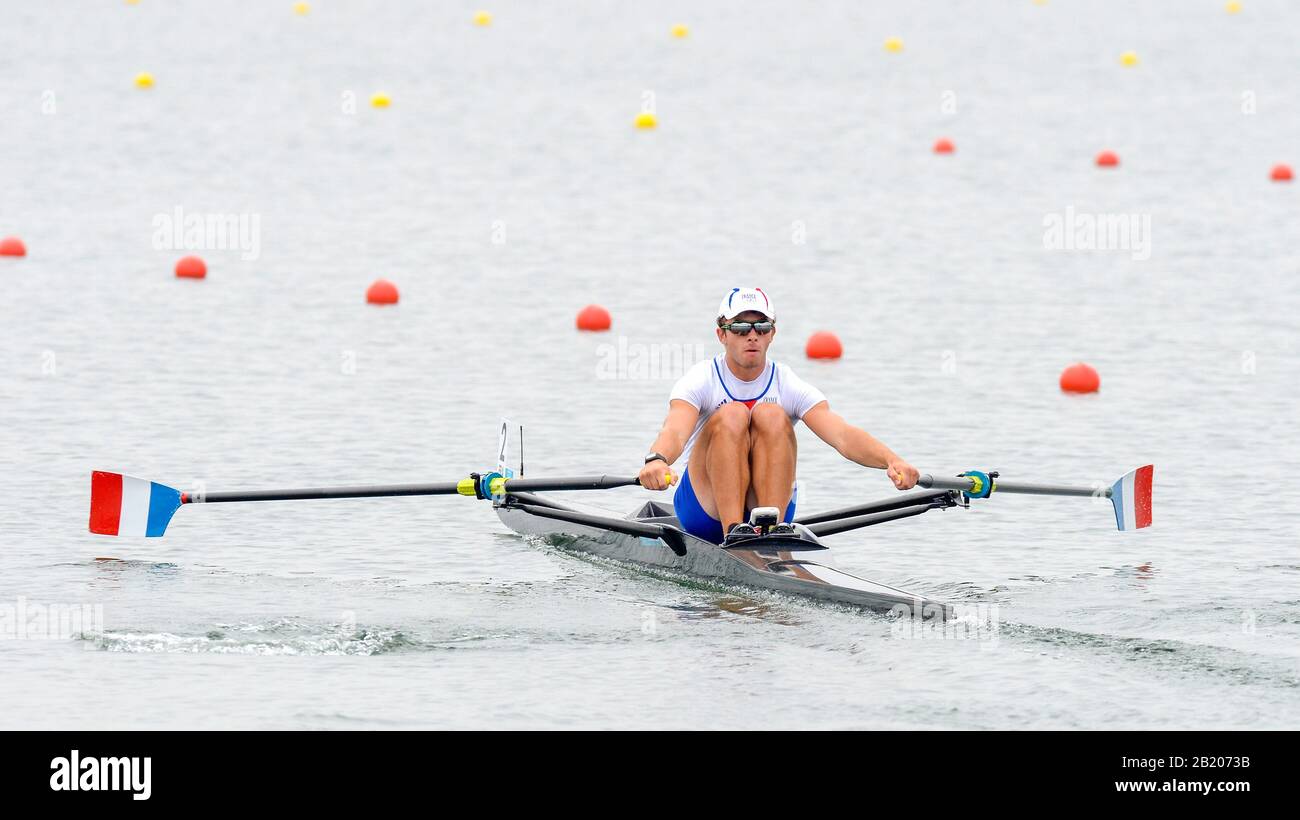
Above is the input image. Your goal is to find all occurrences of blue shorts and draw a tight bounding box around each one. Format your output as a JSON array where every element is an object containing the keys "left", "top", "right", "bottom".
[{"left": 673, "top": 469, "right": 797, "bottom": 544}]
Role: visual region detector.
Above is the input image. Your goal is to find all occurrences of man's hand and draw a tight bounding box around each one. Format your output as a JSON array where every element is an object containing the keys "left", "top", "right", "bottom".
[
  {"left": 886, "top": 459, "right": 920, "bottom": 490},
  {"left": 638, "top": 459, "right": 676, "bottom": 491}
]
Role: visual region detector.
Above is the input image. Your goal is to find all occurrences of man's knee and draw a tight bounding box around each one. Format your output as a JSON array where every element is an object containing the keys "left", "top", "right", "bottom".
[
  {"left": 749, "top": 403, "right": 792, "bottom": 437},
  {"left": 706, "top": 401, "right": 752, "bottom": 437}
]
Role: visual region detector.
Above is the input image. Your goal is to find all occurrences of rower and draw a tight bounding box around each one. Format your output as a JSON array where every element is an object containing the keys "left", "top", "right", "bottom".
[{"left": 636, "top": 287, "right": 921, "bottom": 544}]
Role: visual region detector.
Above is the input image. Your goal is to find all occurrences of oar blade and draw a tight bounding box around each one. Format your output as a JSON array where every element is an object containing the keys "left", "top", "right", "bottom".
[
  {"left": 89, "top": 471, "right": 183, "bottom": 537},
  {"left": 1109, "top": 465, "right": 1154, "bottom": 531}
]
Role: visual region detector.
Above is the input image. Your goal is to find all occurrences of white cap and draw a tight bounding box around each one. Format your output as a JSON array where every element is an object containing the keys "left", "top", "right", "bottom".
[{"left": 717, "top": 287, "right": 775, "bottom": 321}]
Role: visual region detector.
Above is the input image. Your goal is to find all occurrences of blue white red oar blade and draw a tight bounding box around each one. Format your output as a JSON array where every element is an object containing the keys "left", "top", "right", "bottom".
[
  {"left": 89, "top": 471, "right": 183, "bottom": 537},
  {"left": 1109, "top": 465, "right": 1153, "bottom": 531}
]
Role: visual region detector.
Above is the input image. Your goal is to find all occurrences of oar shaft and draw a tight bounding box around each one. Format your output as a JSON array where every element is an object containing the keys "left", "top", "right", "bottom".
[
  {"left": 189, "top": 474, "right": 645, "bottom": 504},
  {"left": 194, "top": 481, "right": 467, "bottom": 504},
  {"left": 918, "top": 474, "right": 1108, "bottom": 498}
]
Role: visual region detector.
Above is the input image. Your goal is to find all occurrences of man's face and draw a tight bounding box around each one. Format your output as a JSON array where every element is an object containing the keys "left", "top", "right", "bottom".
[{"left": 716, "top": 310, "right": 776, "bottom": 369}]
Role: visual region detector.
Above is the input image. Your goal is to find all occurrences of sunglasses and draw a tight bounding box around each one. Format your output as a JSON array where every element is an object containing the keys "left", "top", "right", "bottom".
[{"left": 720, "top": 321, "right": 775, "bottom": 335}]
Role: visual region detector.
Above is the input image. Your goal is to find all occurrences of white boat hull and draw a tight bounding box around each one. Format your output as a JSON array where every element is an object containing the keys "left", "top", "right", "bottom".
[{"left": 494, "top": 496, "right": 951, "bottom": 618}]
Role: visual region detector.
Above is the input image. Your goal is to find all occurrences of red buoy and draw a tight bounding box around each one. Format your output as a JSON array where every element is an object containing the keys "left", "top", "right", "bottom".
[
  {"left": 1095, "top": 151, "right": 1120, "bottom": 168},
  {"left": 933, "top": 138, "right": 955, "bottom": 154},
  {"left": 0, "top": 236, "right": 26, "bottom": 257},
  {"left": 576, "top": 304, "right": 612, "bottom": 331},
  {"left": 1059, "top": 362, "right": 1100, "bottom": 393},
  {"left": 174, "top": 256, "right": 207, "bottom": 279},
  {"left": 1271, "top": 163, "right": 1293, "bottom": 182},
  {"left": 366, "top": 279, "right": 400, "bottom": 305},
  {"left": 805, "top": 331, "right": 843, "bottom": 360}
]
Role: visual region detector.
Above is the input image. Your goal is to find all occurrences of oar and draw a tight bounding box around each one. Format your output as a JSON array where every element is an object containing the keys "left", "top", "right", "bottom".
[
  {"left": 917, "top": 465, "right": 1153, "bottom": 531},
  {"left": 88, "top": 470, "right": 667, "bottom": 537}
]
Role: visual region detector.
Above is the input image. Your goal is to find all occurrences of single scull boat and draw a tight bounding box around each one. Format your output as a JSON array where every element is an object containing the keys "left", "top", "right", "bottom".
[{"left": 87, "top": 457, "right": 1154, "bottom": 619}]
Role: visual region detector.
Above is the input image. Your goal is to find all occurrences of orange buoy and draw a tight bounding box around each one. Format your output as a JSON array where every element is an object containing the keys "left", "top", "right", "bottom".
[
  {"left": 0, "top": 236, "right": 26, "bottom": 257},
  {"left": 575, "top": 304, "right": 612, "bottom": 331},
  {"left": 366, "top": 279, "right": 400, "bottom": 305},
  {"left": 174, "top": 255, "right": 207, "bottom": 278},
  {"left": 805, "top": 331, "right": 843, "bottom": 360},
  {"left": 1059, "top": 362, "right": 1100, "bottom": 393},
  {"left": 1095, "top": 151, "right": 1120, "bottom": 168},
  {"left": 1271, "top": 163, "right": 1293, "bottom": 182},
  {"left": 933, "top": 137, "right": 955, "bottom": 154}
]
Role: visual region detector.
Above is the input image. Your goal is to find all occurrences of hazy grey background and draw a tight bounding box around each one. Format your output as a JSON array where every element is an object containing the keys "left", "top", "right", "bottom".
[{"left": 1, "top": 0, "right": 1297, "bottom": 728}]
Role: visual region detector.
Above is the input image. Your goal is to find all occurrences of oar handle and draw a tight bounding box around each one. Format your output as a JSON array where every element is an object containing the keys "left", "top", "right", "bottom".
[
  {"left": 488, "top": 472, "right": 674, "bottom": 495},
  {"left": 490, "top": 475, "right": 643, "bottom": 494}
]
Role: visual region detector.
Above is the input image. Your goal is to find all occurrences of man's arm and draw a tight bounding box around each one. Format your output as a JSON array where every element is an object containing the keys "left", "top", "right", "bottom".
[
  {"left": 637, "top": 399, "right": 699, "bottom": 490},
  {"left": 801, "top": 401, "right": 920, "bottom": 489}
]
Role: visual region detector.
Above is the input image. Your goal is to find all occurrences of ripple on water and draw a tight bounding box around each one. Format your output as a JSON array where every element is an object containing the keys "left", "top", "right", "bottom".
[
  {"left": 1001, "top": 622, "right": 1300, "bottom": 688},
  {"left": 84, "top": 617, "right": 415, "bottom": 656}
]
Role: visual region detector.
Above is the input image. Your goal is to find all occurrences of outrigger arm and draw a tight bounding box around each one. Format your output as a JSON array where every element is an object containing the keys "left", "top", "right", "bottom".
[{"left": 796, "top": 489, "right": 966, "bottom": 537}]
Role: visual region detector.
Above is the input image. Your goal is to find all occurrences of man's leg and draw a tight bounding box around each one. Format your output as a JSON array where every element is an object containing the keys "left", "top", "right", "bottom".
[
  {"left": 748, "top": 403, "right": 796, "bottom": 511},
  {"left": 687, "top": 402, "right": 752, "bottom": 534}
]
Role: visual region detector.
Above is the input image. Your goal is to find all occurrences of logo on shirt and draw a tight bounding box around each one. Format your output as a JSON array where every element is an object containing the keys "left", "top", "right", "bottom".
[{"left": 717, "top": 396, "right": 779, "bottom": 410}]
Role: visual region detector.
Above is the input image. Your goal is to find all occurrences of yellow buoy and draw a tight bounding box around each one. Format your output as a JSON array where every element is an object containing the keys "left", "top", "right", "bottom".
[
  {"left": 1225, "top": 1, "right": 1242, "bottom": 12},
  {"left": 474, "top": 10, "right": 492, "bottom": 26},
  {"left": 370, "top": 93, "right": 391, "bottom": 108},
  {"left": 125, "top": 0, "right": 140, "bottom": 5},
  {"left": 134, "top": 72, "right": 154, "bottom": 89},
  {"left": 884, "top": 37, "right": 904, "bottom": 53},
  {"left": 671, "top": 24, "right": 688, "bottom": 39},
  {"left": 293, "top": 1, "right": 310, "bottom": 14},
  {"left": 634, "top": 111, "right": 657, "bottom": 130},
  {"left": 1120, "top": 50, "right": 1139, "bottom": 67}
]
